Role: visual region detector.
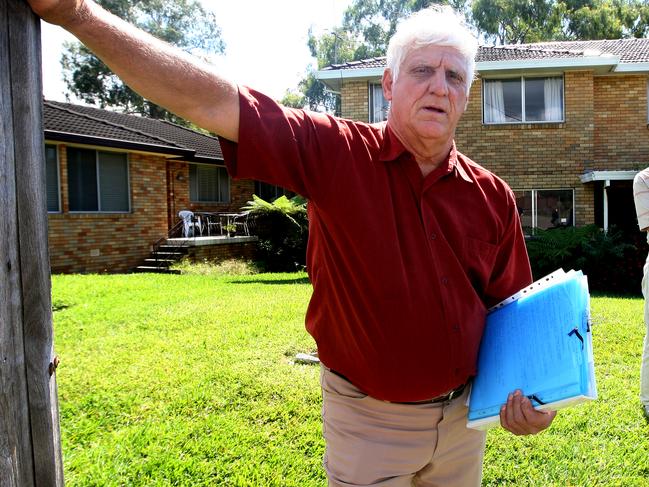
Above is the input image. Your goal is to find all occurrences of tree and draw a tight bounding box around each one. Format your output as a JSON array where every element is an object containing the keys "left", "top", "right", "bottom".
[
  {"left": 62, "top": 0, "right": 225, "bottom": 123},
  {"left": 562, "top": 0, "right": 649, "bottom": 39},
  {"left": 298, "top": 1, "right": 466, "bottom": 112},
  {"left": 471, "top": 0, "right": 649, "bottom": 44},
  {"left": 471, "top": 0, "right": 562, "bottom": 44},
  {"left": 296, "top": 0, "right": 649, "bottom": 110},
  {"left": 341, "top": 0, "right": 462, "bottom": 59}
]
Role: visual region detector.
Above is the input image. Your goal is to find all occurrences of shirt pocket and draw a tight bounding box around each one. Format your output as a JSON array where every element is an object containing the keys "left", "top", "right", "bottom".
[{"left": 460, "top": 236, "right": 499, "bottom": 296}]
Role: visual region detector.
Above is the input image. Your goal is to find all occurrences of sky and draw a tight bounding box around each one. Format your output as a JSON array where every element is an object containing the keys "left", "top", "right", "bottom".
[{"left": 40, "top": 0, "right": 353, "bottom": 104}]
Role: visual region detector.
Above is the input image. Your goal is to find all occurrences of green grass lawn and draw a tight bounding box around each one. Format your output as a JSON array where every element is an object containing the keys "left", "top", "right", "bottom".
[{"left": 52, "top": 272, "right": 649, "bottom": 486}]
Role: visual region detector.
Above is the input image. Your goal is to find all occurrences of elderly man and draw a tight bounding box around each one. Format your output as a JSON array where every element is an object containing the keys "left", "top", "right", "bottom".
[{"left": 29, "top": 1, "right": 556, "bottom": 484}]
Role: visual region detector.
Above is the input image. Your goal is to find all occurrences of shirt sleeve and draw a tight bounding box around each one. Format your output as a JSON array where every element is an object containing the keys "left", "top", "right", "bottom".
[
  {"left": 218, "top": 86, "right": 350, "bottom": 202},
  {"left": 634, "top": 169, "right": 649, "bottom": 231},
  {"left": 482, "top": 188, "right": 533, "bottom": 308}
]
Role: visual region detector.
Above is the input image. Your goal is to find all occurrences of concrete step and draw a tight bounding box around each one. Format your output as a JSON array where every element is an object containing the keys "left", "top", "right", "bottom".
[
  {"left": 151, "top": 251, "right": 185, "bottom": 259},
  {"left": 133, "top": 266, "right": 181, "bottom": 274},
  {"left": 143, "top": 258, "right": 176, "bottom": 267},
  {"left": 158, "top": 245, "right": 188, "bottom": 253}
]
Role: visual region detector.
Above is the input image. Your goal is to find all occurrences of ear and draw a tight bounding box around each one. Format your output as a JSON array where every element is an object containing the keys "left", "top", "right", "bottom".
[{"left": 382, "top": 69, "right": 394, "bottom": 101}]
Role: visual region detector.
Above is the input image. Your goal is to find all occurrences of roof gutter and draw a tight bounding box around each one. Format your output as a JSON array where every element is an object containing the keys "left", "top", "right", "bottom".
[
  {"left": 613, "top": 62, "right": 649, "bottom": 72},
  {"left": 476, "top": 55, "right": 620, "bottom": 73},
  {"left": 45, "top": 130, "right": 194, "bottom": 158},
  {"left": 317, "top": 55, "right": 624, "bottom": 86},
  {"left": 316, "top": 67, "right": 385, "bottom": 80},
  {"left": 315, "top": 67, "right": 385, "bottom": 92},
  {"left": 579, "top": 170, "right": 638, "bottom": 183}
]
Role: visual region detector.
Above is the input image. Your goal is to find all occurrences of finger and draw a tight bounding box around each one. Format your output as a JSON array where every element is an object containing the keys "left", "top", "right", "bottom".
[
  {"left": 501, "top": 392, "right": 525, "bottom": 435},
  {"left": 519, "top": 399, "right": 558, "bottom": 433},
  {"left": 511, "top": 390, "right": 526, "bottom": 424},
  {"left": 522, "top": 404, "right": 558, "bottom": 430}
]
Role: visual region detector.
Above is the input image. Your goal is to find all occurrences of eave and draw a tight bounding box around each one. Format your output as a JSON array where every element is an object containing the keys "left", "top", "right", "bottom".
[{"left": 44, "top": 130, "right": 224, "bottom": 164}]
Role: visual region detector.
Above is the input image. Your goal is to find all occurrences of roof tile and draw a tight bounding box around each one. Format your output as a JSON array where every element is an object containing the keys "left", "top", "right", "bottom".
[
  {"left": 44, "top": 100, "right": 223, "bottom": 161},
  {"left": 322, "top": 38, "right": 649, "bottom": 71}
]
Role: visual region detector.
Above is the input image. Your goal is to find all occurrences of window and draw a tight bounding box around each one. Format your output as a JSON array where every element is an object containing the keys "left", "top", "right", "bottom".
[
  {"left": 369, "top": 83, "right": 389, "bottom": 123},
  {"left": 515, "top": 189, "right": 574, "bottom": 232},
  {"left": 45, "top": 145, "right": 60, "bottom": 212},
  {"left": 67, "top": 148, "right": 129, "bottom": 212},
  {"left": 189, "top": 164, "right": 230, "bottom": 203},
  {"left": 483, "top": 77, "right": 563, "bottom": 124},
  {"left": 254, "top": 181, "right": 294, "bottom": 202}
]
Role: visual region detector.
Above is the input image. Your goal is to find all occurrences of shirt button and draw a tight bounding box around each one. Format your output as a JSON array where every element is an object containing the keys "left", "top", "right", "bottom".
[
  {"left": 453, "top": 324, "right": 460, "bottom": 332},
  {"left": 430, "top": 232, "right": 437, "bottom": 240},
  {"left": 441, "top": 277, "right": 448, "bottom": 285}
]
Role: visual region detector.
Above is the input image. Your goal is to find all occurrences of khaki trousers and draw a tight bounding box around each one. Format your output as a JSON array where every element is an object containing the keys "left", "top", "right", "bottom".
[{"left": 320, "top": 367, "right": 486, "bottom": 487}]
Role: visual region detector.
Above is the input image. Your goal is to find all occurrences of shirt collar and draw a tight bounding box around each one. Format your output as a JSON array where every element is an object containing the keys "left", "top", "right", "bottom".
[{"left": 379, "top": 123, "right": 473, "bottom": 184}]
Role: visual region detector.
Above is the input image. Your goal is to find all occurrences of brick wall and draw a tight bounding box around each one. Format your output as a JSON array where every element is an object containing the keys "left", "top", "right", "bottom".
[
  {"left": 48, "top": 145, "right": 257, "bottom": 274},
  {"left": 48, "top": 146, "right": 169, "bottom": 273},
  {"left": 338, "top": 71, "right": 649, "bottom": 229},
  {"left": 593, "top": 74, "right": 649, "bottom": 170},
  {"left": 456, "top": 71, "right": 596, "bottom": 226},
  {"left": 186, "top": 240, "right": 258, "bottom": 263},
  {"left": 341, "top": 81, "right": 369, "bottom": 121},
  {"left": 166, "top": 161, "right": 254, "bottom": 224}
]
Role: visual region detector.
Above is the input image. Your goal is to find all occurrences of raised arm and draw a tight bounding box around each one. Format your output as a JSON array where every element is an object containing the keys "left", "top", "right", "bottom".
[{"left": 27, "top": 0, "right": 240, "bottom": 141}]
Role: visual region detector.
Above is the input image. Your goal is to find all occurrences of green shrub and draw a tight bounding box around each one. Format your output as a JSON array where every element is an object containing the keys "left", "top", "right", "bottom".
[
  {"left": 525, "top": 225, "right": 645, "bottom": 294},
  {"left": 171, "top": 258, "right": 259, "bottom": 276},
  {"left": 243, "top": 194, "right": 308, "bottom": 272}
]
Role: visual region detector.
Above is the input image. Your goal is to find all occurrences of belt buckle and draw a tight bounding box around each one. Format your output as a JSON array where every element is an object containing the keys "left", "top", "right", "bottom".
[{"left": 445, "top": 384, "right": 464, "bottom": 402}]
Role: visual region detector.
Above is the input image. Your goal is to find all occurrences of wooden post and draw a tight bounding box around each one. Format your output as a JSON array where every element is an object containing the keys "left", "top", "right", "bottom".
[{"left": 0, "top": 1, "right": 64, "bottom": 486}]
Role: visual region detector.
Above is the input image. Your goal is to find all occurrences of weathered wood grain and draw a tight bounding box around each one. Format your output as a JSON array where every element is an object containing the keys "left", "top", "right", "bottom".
[
  {"left": 1, "top": 1, "right": 64, "bottom": 485},
  {"left": 0, "top": 2, "right": 36, "bottom": 486}
]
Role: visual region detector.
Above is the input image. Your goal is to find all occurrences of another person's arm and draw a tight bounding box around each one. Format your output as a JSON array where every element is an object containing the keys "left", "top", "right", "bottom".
[{"left": 27, "top": 0, "right": 239, "bottom": 141}]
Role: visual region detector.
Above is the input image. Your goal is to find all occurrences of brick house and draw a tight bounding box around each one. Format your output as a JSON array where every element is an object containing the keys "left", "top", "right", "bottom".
[
  {"left": 316, "top": 38, "right": 649, "bottom": 234},
  {"left": 44, "top": 100, "right": 281, "bottom": 273}
]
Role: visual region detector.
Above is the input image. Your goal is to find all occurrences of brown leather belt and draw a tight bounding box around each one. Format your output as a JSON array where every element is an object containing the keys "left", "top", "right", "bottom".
[
  {"left": 329, "top": 369, "right": 466, "bottom": 405},
  {"left": 392, "top": 383, "right": 466, "bottom": 405}
]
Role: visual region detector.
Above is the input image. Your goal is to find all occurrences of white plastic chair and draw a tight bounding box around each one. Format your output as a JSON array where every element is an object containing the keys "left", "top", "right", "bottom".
[
  {"left": 232, "top": 211, "right": 251, "bottom": 236},
  {"left": 178, "top": 210, "right": 201, "bottom": 237}
]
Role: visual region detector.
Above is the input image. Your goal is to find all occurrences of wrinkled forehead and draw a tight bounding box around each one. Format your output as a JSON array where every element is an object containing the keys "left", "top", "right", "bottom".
[{"left": 401, "top": 44, "right": 468, "bottom": 74}]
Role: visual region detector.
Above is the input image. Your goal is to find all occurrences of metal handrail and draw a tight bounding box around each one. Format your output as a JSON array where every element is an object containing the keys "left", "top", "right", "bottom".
[{"left": 151, "top": 219, "right": 186, "bottom": 268}]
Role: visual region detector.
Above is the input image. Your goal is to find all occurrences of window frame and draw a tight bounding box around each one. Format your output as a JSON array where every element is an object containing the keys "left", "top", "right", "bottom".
[
  {"left": 45, "top": 144, "right": 61, "bottom": 213},
  {"left": 515, "top": 188, "right": 575, "bottom": 234},
  {"left": 189, "top": 163, "right": 231, "bottom": 204},
  {"left": 254, "top": 181, "right": 294, "bottom": 202},
  {"left": 67, "top": 147, "right": 131, "bottom": 214},
  {"left": 368, "top": 82, "right": 389, "bottom": 123},
  {"left": 482, "top": 75, "right": 565, "bottom": 125}
]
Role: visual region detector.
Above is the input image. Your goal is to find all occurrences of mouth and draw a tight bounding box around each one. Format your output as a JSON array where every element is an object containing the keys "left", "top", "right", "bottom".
[{"left": 422, "top": 105, "right": 446, "bottom": 114}]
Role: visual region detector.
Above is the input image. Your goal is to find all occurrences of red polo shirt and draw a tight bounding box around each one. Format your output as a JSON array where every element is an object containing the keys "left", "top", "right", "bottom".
[{"left": 219, "top": 87, "right": 532, "bottom": 402}]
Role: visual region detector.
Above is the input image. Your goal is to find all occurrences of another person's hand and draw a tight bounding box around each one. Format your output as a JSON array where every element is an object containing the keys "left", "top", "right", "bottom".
[
  {"left": 499, "top": 390, "right": 557, "bottom": 435},
  {"left": 25, "top": 0, "right": 87, "bottom": 28}
]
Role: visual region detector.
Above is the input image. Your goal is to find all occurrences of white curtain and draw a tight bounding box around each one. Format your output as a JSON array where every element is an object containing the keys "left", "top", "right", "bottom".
[
  {"left": 484, "top": 81, "right": 506, "bottom": 123},
  {"left": 371, "top": 84, "right": 388, "bottom": 123},
  {"left": 544, "top": 78, "right": 563, "bottom": 121}
]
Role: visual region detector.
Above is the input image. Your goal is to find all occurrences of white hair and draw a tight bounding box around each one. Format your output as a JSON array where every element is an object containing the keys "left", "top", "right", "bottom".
[{"left": 386, "top": 5, "right": 478, "bottom": 94}]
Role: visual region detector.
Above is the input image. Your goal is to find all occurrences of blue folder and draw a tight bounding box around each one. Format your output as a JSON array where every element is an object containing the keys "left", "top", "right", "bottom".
[{"left": 467, "top": 269, "right": 597, "bottom": 430}]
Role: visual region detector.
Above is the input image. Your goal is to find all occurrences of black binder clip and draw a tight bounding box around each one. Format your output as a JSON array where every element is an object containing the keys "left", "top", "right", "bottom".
[
  {"left": 528, "top": 394, "right": 546, "bottom": 406},
  {"left": 568, "top": 327, "right": 584, "bottom": 349}
]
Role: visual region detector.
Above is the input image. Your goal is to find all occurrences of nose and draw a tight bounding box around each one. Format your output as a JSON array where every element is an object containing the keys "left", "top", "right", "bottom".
[{"left": 428, "top": 70, "right": 448, "bottom": 96}]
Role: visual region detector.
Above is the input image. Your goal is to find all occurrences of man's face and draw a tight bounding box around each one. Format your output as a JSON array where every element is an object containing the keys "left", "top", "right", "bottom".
[{"left": 383, "top": 45, "right": 469, "bottom": 147}]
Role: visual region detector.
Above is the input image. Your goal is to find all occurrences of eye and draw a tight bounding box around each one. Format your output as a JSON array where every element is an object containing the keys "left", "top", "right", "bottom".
[
  {"left": 447, "top": 70, "right": 465, "bottom": 85},
  {"left": 411, "top": 65, "right": 433, "bottom": 76}
]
